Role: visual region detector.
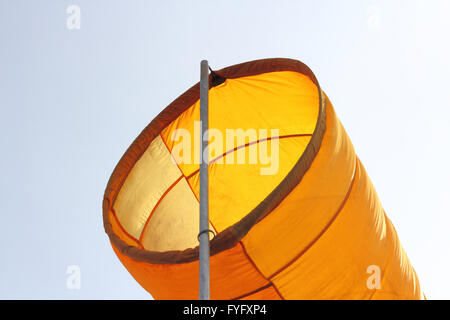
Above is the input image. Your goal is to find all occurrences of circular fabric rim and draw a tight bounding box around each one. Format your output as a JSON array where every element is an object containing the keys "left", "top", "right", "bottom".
[{"left": 103, "top": 58, "right": 327, "bottom": 264}]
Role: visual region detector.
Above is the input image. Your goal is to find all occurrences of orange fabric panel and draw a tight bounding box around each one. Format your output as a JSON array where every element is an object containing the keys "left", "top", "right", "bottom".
[
  {"left": 238, "top": 285, "right": 282, "bottom": 300},
  {"left": 370, "top": 215, "right": 425, "bottom": 300},
  {"left": 242, "top": 95, "right": 356, "bottom": 277},
  {"left": 270, "top": 159, "right": 422, "bottom": 299},
  {"left": 112, "top": 242, "right": 269, "bottom": 300}
]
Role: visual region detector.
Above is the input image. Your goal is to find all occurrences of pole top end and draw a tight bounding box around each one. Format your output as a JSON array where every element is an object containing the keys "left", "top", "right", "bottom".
[{"left": 201, "top": 60, "right": 208, "bottom": 66}]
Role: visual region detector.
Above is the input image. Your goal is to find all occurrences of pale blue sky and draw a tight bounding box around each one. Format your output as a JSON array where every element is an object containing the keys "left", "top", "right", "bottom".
[{"left": 0, "top": 0, "right": 449, "bottom": 299}]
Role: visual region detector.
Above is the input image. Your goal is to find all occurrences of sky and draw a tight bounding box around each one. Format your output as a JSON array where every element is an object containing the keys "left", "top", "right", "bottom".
[{"left": 0, "top": 0, "right": 449, "bottom": 299}]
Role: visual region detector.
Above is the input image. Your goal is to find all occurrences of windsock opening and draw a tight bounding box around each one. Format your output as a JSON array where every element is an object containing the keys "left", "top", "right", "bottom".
[{"left": 103, "top": 58, "right": 325, "bottom": 262}]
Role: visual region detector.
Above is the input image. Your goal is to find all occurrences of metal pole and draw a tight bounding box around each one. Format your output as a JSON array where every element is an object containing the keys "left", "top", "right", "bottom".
[{"left": 199, "top": 60, "right": 210, "bottom": 300}]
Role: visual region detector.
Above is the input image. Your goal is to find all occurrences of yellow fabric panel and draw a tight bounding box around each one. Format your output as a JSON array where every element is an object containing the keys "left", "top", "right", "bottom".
[
  {"left": 187, "top": 137, "right": 312, "bottom": 232},
  {"left": 160, "top": 71, "right": 319, "bottom": 178},
  {"left": 113, "top": 135, "right": 181, "bottom": 239},
  {"left": 209, "top": 71, "right": 318, "bottom": 140},
  {"left": 141, "top": 177, "right": 208, "bottom": 251},
  {"left": 160, "top": 99, "right": 200, "bottom": 178},
  {"left": 107, "top": 210, "right": 139, "bottom": 247},
  {"left": 242, "top": 95, "right": 356, "bottom": 277},
  {"left": 270, "top": 159, "right": 422, "bottom": 299}
]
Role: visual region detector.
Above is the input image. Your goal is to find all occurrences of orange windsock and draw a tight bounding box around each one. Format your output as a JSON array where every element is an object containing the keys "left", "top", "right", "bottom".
[{"left": 103, "top": 58, "right": 423, "bottom": 299}]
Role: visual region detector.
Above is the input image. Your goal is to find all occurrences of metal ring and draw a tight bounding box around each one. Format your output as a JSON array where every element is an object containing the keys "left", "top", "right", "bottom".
[{"left": 197, "top": 229, "right": 215, "bottom": 242}]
